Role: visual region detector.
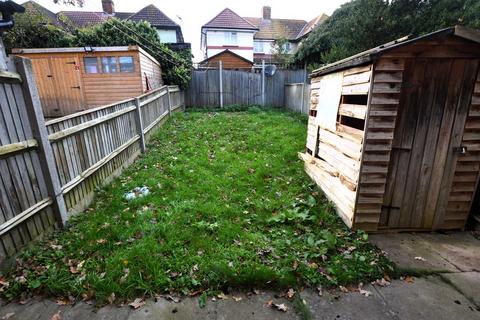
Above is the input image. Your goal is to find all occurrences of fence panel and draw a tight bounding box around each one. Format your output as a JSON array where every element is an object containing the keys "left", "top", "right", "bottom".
[
  {"left": 285, "top": 83, "right": 310, "bottom": 114},
  {"left": 0, "top": 55, "right": 184, "bottom": 264},
  {"left": 0, "top": 58, "right": 57, "bottom": 261},
  {"left": 185, "top": 68, "right": 307, "bottom": 108}
]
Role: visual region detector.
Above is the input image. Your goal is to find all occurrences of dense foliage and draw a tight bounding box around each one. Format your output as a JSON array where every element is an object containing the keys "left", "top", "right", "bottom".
[
  {"left": 3, "top": 11, "right": 192, "bottom": 88},
  {"left": 294, "top": 0, "right": 480, "bottom": 66}
]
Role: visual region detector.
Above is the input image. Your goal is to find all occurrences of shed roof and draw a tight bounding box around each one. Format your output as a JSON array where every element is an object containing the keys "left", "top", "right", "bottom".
[
  {"left": 199, "top": 49, "right": 254, "bottom": 65},
  {"left": 311, "top": 26, "right": 480, "bottom": 78}
]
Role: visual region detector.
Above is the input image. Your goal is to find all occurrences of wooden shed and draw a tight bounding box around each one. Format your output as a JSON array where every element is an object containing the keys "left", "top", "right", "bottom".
[
  {"left": 199, "top": 50, "right": 254, "bottom": 70},
  {"left": 13, "top": 46, "right": 163, "bottom": 117},
  {"left": 300, "top": 26, "right": 480, "bottom": 232}
]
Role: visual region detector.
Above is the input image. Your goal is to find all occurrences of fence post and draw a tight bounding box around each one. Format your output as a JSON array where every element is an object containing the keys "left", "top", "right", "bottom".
[
  {"left": 134, "top": 97, "right": 146, "bottom": 153},
  {"left": 261, "top": 60, "right": 266, "bottom": 106},
  {"left": 167, "top": 86, "right": 172, "bottom": 115},
  {"left": 14, "top": 57, "right": 68, "bottom": 226},
  {"left": 219, "top": 61, "right": 223, "bottom": 108}
]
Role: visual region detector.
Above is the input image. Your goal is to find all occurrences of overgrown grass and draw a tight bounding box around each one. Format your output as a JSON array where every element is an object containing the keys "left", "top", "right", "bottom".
[{"left": 0, "top": 109, "right": 393, "bottom": 304}]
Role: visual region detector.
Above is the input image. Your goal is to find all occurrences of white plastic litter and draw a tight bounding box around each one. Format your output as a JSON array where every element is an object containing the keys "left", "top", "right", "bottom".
[{"left": 124, "top": 186, "right": 150, "bottom": 200}]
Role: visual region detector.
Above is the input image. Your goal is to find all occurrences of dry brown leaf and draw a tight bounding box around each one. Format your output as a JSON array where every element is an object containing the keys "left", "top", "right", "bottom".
[
  {"left": 404, "top": 276, "right": 415, "bottom": 284},
  {"left": 2, "top": 313, "right": 15, "bottom": 320},
  {"left": 129, "top": 298, "right": 145, "bottom": 309},
  {"left": 217, "top": 292, "right": 229, "bottom": 300},
  {"left": 317, "top": 286, "right": 323, "bottom": 296},
  {"left": 414, "top": 256, "right": 427, "bottom": 262},
  {"left": 56, "top": 297, "right": 71, "bottom": 306},
  {"left": 292, "top": 260, "right": 298, "bottom": 271},
  {"left": 339, "top": 286, "right": 349, "bottom": 293},
  {"left": 51, "top": 311, "right": 61, "bottom": 320},
  {"left": 273, "top": 303, "right": 288, "bottom": 312},
  {"left": 265, "top": 299, "right": 273, "bottom": 307},
  {"left": 107, "top": 293, "right": 116, "bottom": 304},
  {"left": 232, "top": 296, "right": 242, "bottom": 302},
  {"left": 286, "top": 288, "right": 295, "bottom": 299},
  {"left": 96, "top": 239, "right": 107, "bottom": 244}
]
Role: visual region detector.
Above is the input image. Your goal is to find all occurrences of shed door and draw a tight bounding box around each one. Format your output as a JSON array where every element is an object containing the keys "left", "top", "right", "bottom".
[
  {"left": 380, "top": 58, "right": 479, "bottom": 230},
  {"left": 50, "top": 57, "right": 85, "bottom": 116},
  {"left": 30, "top": 59, "right": 61, "bottom": 118}
]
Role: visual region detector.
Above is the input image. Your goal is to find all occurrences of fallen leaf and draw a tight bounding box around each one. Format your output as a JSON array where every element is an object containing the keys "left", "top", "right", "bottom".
[
  {"left": 317, "top": 286, "right": 323, "bottom": 296},
  {"left": 273, "top": 303, "right": 288, "bottom": 312},
  {"left": 129, "top": 298, "right": 145, "bottom": 309},
  {"left": 404, "top": 276, "right": 415, "bottom": 284},
  {"left": 96, "top": 239, "right": 107, "bottom": 244},
  {"left": 286, "top": 288, "right": 295, "bottom": 299},
  {"left": 51, "top": 311, "right": 61, "bottom": 320},
  {"left": 359, "top": 287, "right": 371, "bottom": 297},
  {"left": 2, "top": 313, "right": 15, "bottom": 320},
  {"left": 232, "top": 296, "right": 242, "bottom": 302},
  {"left": 292, "top": 260, "right": 298, "bottom": 271},
  {"left": 372, "top": 278, "right": 391, "bottom": 287},
  {"left": 56, "top": 297, "right": 71, "bottom": 305},
  {"left": 265, "top": 300, "right": 273, "bottom": 307},
  {"left": 339, "top": 286, "right": 349, "bottom": 293},
  {"left": 414, "top": 256, "right": 427, "bottom": 262},
  {"left": 217, "top": 292, "right": 229, "bottom": 300},
  {"left": 107, "top": 293, "right": 116, "bottom": 304}
]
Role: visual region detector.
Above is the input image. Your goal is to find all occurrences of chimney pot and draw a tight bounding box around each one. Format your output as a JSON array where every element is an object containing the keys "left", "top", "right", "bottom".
[
  {"left": 102, "top": 0, "right": 115, "bottom": 15},
  {"left": 262, "top": 6, "right": 271, "bottom": 20}
]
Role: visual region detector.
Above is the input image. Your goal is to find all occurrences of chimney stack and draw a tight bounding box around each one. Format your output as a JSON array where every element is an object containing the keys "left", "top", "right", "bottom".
[
  {"left": 102, "top": 0, "right": 115, "bottom": 15},
  {"left": 262, "top": 6, "right": 271, "bottom": 20}
]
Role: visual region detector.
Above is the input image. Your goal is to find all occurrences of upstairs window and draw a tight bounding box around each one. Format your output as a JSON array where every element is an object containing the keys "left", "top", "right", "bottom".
[
  {"left": 119, "top": 56, "right": 135, "bottom": 72},
  {"left": 84, "top": 57, "right": 99, "bottom": 73},
  {"left": 254, "top": 41, "right": 264, "bottom": 53},
  {"left": 225, "top": 32, "right": 238, "bottom": 45},
  {"left": 101, "top": 56, "right": 117, "bottom": 73}
]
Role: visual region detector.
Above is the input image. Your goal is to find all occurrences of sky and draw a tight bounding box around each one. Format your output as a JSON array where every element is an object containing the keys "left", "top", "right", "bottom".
[{"left": 15, "top": 0, "right": 348, "bottom": 61}]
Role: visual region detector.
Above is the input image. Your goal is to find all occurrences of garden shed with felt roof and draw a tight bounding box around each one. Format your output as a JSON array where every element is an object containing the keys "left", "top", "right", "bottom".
[
  {"left": 299, "top": 26, "right": 480, "bottom": 232},
  {"left": 13, "top": 45, "right": 163, "bottom": 118}
]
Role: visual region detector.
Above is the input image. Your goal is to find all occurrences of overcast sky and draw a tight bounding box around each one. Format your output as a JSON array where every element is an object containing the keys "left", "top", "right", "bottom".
[{"left": 15, "top": 0, "right": 348, "bottom": 61}]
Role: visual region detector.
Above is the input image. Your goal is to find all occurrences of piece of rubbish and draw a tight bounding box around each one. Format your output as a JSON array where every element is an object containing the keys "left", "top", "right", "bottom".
[{"left": 124, "top": 186, "right": 150, "bottom": 200}]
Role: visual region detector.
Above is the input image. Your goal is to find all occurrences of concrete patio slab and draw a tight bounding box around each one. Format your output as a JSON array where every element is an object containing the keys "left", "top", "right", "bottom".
[
  {"left": 300, "top": 285, "right": 399, "bottom": 320},
  {"left": 440, "top": 272, "right": 480, "bottom": 307},
  {"left": 419, "top": 233, "right": 480, "bottom": 272},
  {"left": 369, "top": 233, "right": 460, "bottom": 272},
  {"left": 373, "top": 276, "right": 480, "bottom": 320}
]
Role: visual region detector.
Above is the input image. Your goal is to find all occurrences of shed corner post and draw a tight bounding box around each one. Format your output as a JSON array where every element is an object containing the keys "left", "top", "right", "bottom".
[
  {"left": 14, "top": 56, "right": 68, "bottom": 227},
  {"left": 133, "top": 97, "right": 146, "bottom": 153}
]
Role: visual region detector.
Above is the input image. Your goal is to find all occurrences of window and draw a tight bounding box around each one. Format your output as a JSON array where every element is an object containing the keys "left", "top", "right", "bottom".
[
  {"left": 157, "top": 29, "right": 177, "bottom": 43},
  {"left": 225, "top": 32, "right": 238, "bottom": 45},
  {"left": 283, "top": 42, "right": 292, "bottom": 52},
  {"left": 84, "top": 57, "right": 99, "bottom": 73},
  {"left": 119, "top": 56, "right": 135, "bottom": 72},
  {"left": 101, "top": 56, "right": 117, "bottom": 73},
  {"left": 254, "top": 41, "right": 264, "bottom": 53}
]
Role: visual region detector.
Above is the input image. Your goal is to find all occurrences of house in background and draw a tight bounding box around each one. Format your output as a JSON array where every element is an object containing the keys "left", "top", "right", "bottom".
[
  {"left": 21, "top": 0, "right": 186, "bottom": 45},
  {"left": 201, "top": 6, "right": 328, "bottom": 64}
]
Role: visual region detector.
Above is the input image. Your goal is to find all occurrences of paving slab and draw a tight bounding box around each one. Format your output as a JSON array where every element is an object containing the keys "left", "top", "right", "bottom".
[
  {"left": 0, "top": 291, "right": 297, "bottom": 320},
  {"left": 300, "top": 285, "right": 399, "bottom": 320},
  {"left": 369, "top": 233, "right": 459, "bottom": 272},
  {"left": 373, "top": 276, "right": 480, "bottom": 320},
  {"left": 440, "top": 272, "right": 480, "bottom": 307},
  {"left": 419, "top": 233, "right": 480, "bottom": 272}
]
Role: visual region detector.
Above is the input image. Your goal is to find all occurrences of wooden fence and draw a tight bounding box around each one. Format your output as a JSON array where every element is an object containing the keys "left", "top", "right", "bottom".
[
  {"left": 284, "top": 83, "right": 311, "bottom": 114},
  {"left": 185, "top": 68, "right": 307, "bottom": 107},
  {"left": 0, "top": 56, "right": 184, "bottom": 263}
]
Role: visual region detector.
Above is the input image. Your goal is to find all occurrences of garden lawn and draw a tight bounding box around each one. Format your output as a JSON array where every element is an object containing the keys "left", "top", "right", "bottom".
[{"left": 0, "top": 109, "right": 393, "bottom": 304}]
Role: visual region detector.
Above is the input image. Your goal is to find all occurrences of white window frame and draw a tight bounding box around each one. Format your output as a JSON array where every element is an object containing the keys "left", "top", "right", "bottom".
[{"left": 225, "top": 32, "right": 238, "bottom": 45}]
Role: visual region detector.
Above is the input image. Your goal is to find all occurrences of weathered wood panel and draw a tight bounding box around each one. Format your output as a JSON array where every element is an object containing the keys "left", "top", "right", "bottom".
[{"left": 185, "top": 69, "right": 307, "bottom": 108}]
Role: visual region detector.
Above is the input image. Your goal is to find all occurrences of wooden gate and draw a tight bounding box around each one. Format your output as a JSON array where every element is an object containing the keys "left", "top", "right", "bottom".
[
  {"left": 381, "top": 58, "right": 479, "bottom": 229},
  {"left": 31, "top": 57, "right": 85, "bottom": 117}
]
